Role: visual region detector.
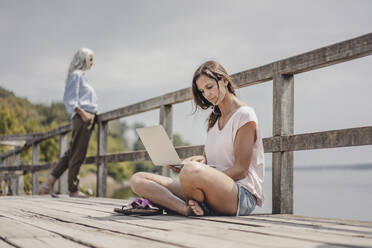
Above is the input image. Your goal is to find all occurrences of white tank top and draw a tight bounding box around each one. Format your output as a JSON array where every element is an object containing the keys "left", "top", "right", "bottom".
[{"left": 205, "top": 106, "right": 265, "bottom": 207}]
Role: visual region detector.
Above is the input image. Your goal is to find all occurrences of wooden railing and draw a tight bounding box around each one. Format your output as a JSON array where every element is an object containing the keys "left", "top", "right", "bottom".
[{"left": 1, "top": 32, "right": 371, "bottom": 214}]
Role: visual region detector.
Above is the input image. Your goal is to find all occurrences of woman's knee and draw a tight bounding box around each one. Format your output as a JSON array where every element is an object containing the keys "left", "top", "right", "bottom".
[
  {"left": 179, "top": 161, "right": 204, "bottom": 183},
  {"left": 129, "top": 172, "right": 148, "bottom": 191}
]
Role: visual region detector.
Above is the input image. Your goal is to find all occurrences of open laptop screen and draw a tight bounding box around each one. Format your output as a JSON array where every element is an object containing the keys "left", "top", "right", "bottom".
[{"left": 136, "top": 125, "right": 183, "bottom": 166}]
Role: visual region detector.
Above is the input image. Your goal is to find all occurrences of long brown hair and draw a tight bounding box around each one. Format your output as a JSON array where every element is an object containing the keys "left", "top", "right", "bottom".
[{"left": 191, "top": 61, "right": 237, "bottom": 131}]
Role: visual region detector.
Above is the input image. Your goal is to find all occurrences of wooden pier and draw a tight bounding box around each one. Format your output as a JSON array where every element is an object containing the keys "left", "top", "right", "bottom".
[
  {"left": 1, "top": 33, "right": 372, "bottom": 247},
  {"left": 1, "top": 196, "right": 372, "bottom": 248}
]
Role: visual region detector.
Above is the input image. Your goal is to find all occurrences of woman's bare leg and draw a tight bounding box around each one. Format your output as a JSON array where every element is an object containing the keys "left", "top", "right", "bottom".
[
  {"left": 130, "top": 172, "right": 193, "bottom": 216},
  {"left": 179, "top": 161, "right": 238, "bottom": 215}
]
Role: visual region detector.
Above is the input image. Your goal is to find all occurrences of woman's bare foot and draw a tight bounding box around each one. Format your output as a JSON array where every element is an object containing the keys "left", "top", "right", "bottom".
[
  {"left": 38, "top": 175, "right": 57, "bottom": 197},
  {"left": 188, "top": 199, "right": 204, "bottom": 216},
  {"left": 69, "top": 191, "right": 88, "bottom": 198},
  {"left": 38, "top": 184, "right": 51, "bottom": 194}
]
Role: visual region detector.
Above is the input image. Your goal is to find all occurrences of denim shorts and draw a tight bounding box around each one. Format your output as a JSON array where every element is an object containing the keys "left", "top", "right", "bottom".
[{"left": 236, "top": 184, "right": 257, "bottom": 216}]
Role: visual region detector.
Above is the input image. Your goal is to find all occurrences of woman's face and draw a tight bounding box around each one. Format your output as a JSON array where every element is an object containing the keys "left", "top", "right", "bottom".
[
  {"left": 86, "top": 54, "right": 94, "bottom": 70},
  {"left": 196, "top": 74, "right": 228, "bottom": 106}
]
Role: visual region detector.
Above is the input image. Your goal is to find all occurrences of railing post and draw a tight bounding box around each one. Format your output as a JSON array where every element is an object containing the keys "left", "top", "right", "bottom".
[
  {"left": 159, "top": 104, "right": 173, "bottom": 177},
  {"left": 58, "top": 133, "right": 68, "bottom": 194},
  {"left": 1, "top": 157, "right": 10, "bottom": 195},
  {"left": 272, "top": 71, "right": 294, "bottom": 214},
  {"left": 8, "top": 153, "right": 17, "bottom": 195},
  {"left": 14, "top": 151, "right": 23, "bottom": 195},
  {"left": 97, "top": 120, "right": 108, "bottom": 197},
  {"left": 32, "top": 143, "right": 40, "bottom": 195},
  {"left": 0, "top": 158, "right": 4, "bottom": 195}
]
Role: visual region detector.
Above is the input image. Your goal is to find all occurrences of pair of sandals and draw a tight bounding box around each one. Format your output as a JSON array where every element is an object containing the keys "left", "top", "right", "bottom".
[
  {"left": 113, "top": 198, "right": 215, "bottom": 216},
  {"left": 114, "top": 198, "right": 163, "bottom": 216}
]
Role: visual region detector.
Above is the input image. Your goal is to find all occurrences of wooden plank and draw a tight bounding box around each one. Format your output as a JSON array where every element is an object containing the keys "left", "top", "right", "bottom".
[
  {"left": 239, "top": 215, "right": 372, "bottom": 235},
  {"left": 58, "top": 134, "right": 68, "bottom": 194},
  {"left": 266, "top": 214, "right": 372, "bottom": 228},
  {"left": 32, "top": 143, "right": 40, "bottom": 195},
  {"left": 96, "top": 121, "right": 108, "bottom": 197},
  {"left": 272, "top": 73, "right": 294, "bottom": 214}
]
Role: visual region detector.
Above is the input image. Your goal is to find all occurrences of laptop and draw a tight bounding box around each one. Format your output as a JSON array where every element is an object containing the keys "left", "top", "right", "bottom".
[{"left": 136, "top": 125, "right": 184, "bottom": 169}]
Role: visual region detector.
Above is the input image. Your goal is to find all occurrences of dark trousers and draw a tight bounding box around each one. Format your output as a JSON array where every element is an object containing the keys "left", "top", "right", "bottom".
[{"left": 51, "top": 114, "right": 94, "bottom": 193}]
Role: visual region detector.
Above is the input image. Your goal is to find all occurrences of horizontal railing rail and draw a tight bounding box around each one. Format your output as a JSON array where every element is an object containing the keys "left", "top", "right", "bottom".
[{"left": 1, "top": 126, "right": 371, "bottom": 171}]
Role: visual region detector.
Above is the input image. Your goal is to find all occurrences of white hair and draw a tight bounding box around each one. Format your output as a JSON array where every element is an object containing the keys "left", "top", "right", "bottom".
[{"left": 67, "top": 48, "right": 94, "bottom": 80}]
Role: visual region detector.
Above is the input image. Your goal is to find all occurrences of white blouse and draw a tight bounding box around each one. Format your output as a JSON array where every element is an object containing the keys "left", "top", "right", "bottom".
[
  {"left": 205, "top": 106, "right": 265, "bottom": 207},
  {"left": 63, "top": 70, "right": 98, "bottom": 118}
]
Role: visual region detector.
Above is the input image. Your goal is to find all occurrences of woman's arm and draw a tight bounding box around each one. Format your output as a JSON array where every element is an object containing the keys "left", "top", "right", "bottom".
[
  {"left": 223, "top": 121, "right": 256, "bottom": 181},
  {"left": 63, "top": 73, "right": 81, "bottom": 114}
]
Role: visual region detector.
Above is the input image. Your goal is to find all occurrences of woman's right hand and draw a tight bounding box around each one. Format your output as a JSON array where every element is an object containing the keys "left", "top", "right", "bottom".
[
  {"left": 167, "top": 165, "right": 181, "bottom": 173},
  {"left": 76, "top": 107, "right": 95, "bottom": 129},
  {"left": 76, "top": 107, "right": 93, "bottom": 122},
  {"left": 81, "top": 111, "right": 95, "bottom": 124},
  {"left": 182, "top": 155, "right": 206, "bottom": 164}
]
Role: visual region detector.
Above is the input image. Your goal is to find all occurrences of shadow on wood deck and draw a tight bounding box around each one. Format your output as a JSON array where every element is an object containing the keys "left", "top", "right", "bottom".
[{"left": 0, "top": 196, "right": 372, "bottom": 248}]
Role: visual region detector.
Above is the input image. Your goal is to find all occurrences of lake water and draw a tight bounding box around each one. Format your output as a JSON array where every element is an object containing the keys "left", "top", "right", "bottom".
[{"left": 254, "top": 165, "right": 372, "bottom": 222}]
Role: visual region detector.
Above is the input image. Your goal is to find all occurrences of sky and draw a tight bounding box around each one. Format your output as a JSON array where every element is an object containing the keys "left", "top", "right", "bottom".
[{"left": 0, "top": 0, "right": 371, "bottom": 167}]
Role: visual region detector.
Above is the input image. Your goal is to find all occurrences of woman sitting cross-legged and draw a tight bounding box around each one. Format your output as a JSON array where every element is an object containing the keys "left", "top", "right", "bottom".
[{"left": 129, "top": 60, "right": 264, "bottom": 216}]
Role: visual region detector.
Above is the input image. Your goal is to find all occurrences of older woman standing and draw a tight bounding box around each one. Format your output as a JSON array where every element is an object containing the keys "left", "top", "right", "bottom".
[{"left": 40, "top": 48, "right": 97, "bottom": 198}]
